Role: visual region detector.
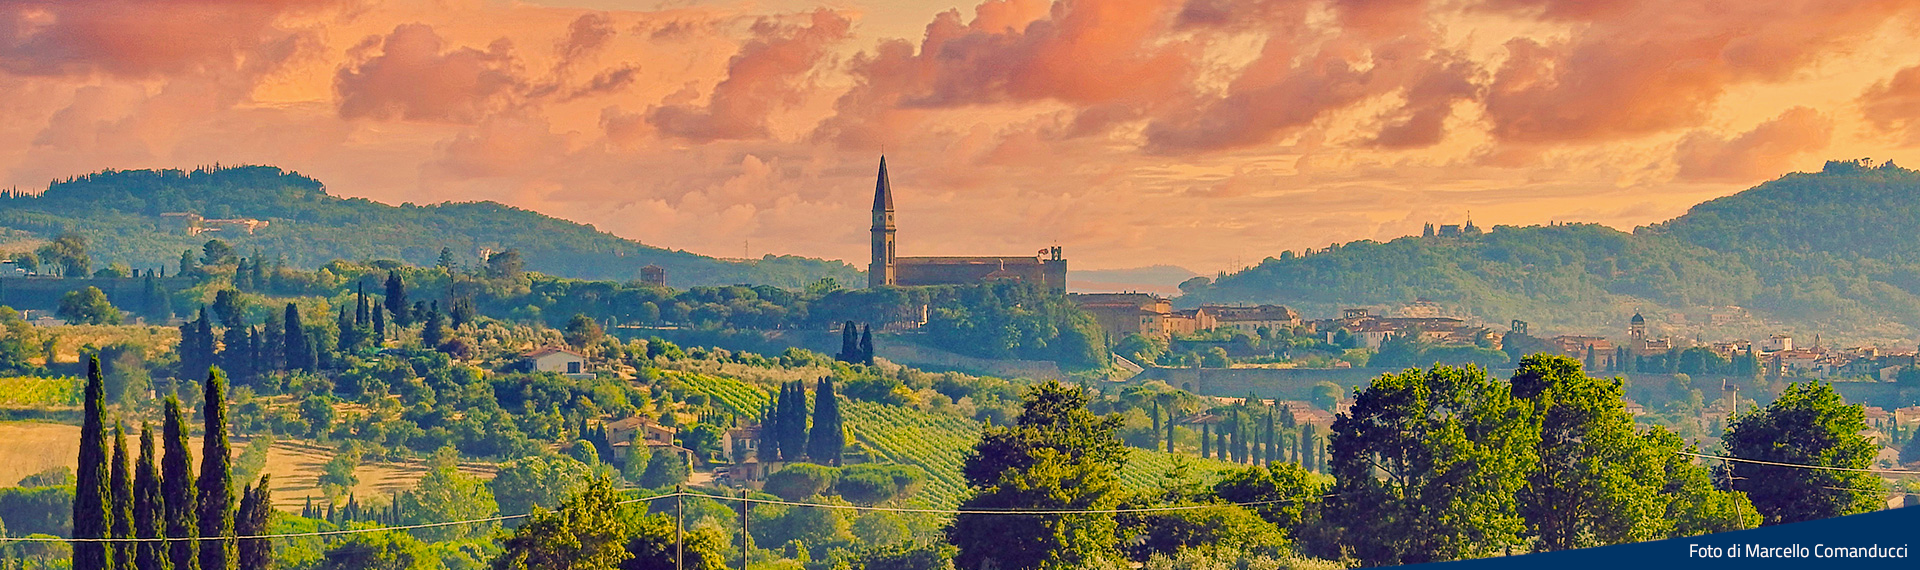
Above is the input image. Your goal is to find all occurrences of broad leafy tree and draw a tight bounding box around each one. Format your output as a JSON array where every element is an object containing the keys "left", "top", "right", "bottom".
[
  {"left": 1325, "top": 365, "right": 1538, "bottom": 566},
  {"left": 1510, "top": 355, "right": 1665, "bottom": 551},
  {"left": 1721, "top": 381, "right": 1882, "bottom": 525},
  {"left": 492, "top": 477, "right": 631, "bottom": 570},
  {"left": 948, "top": 380, "right": 1127, "bottom": 570}
]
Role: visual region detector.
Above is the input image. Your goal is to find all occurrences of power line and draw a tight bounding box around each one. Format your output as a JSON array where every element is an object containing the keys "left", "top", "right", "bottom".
[
  {"left": 1679, "top": 451, "right": 1920, "bottom": 475},
  {"left": 0, "top": 495, "right": 676, "bottom": 544},
  {"left": 0, "top": 492, "right": 1331, "bottom": 544}
]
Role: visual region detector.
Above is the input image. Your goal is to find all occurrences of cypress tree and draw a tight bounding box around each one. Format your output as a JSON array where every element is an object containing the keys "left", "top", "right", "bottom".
[
  {"left": 1149, "top": 401, "right": 1162, "bottom": 447},
  {"left": 858, "top": 325, "right": 874, "bottom": 365},
  {"left": 1217, "top": 428, "right": 1230, "bottom": 463},
  {"left": 162, "top": 396, "right": 197, "bottom": 570},
  {"left": 807, "top": 378, "right": 844, "bottom": 465},
  {"left": 1200, "top": 423, "right": 1211, "bottom": 459},
  {"left": 111, "top": 422, "right": 135, "bottom": 570},
  {"left": 261, "top": 314, "right": 284, "bottom": 373},
  {"left": 73, "top": 356, "right": 111, "bottom": 570},
  {"left": 335, "top": 306, "right": 356, "bottom": 352},
  {"left": 372, "top": 303, "right": 386, "bottom": 340},
  {"left": 197, "top": 370, "right": 234, "bottom": 570},
  {"left": 194, "top": 310, "right": 214, "bottom": 377},
  {"left": 756, "top": 403, "right": 779, "bottom": 463},
  {"left": 838, "top": 321, "right": 857, "bottom": 362},
  {"left": 355, "top": 282, "right": 369, "bottom": 326},
  {"left": 283, "top": 304, "right": 312, "bottom": 372},
  {"left": 1165, "top": 409, "right": 1175, "bottom": 454},
  {"left": 134, "top": 424, "right": 166, "bottom": 570},
  {"left": 1300, "top": 423, "right": 1317, "bottom": 473},
  {"left": 384, "top": 272, "right": 409, "bottom": 325},
  {"left": 235, "top": 476, "right": 271, "bottom": 570}
]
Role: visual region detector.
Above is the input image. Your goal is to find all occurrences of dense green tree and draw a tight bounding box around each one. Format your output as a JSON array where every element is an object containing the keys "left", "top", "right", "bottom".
[
  {"left": 563, "top": 314, "right": 603, "bottom": 349},
  {"left": 1721, "top": 382, "right": 1882, "bottom": 525},
  {"left": 38, "top": 232, "right": 91, "bottom": 277},
  {"left": 1211, "top": 462, "right": 1322, "bottom": 539},
  {"left": 491, "top": 456, "right": 593, "bottom": 518},
  {"left": 59, "top": 287, "right": 123, "bottom": 325},
  {"left": 1509, "top": 355, "right": 1665, "bottom": 551},
  {"left": 764, "top": 464, "right": 839, "bottom": 501},
  {"left": 620, "top": 511, "right": 728, "bottom": 570},
  {"left": 234, "top": 476, "right": 271, "bottom": 570},
  {"left": 315, "top": 530, "right": 443, "bottom": 570},
  {"left": 809, "top": 378, "right": 844, "bottom": 465},
  {"left": 161, "top": 395, "right": 198, "bottom": 570},
  {"left": 400, "top": 465, "right": 499, "bottom": 542},
  {"left": 638, "top": 450, "right": 688, "bottom": 489},
  {"left": 196, "top": 370, "right": 234, "bottom": 570},
  {"left": 1641, "top": 427, "right": 1760, "bottom": 536},
  {"left": 284, "top": 304, "right": 314, "bottom": 372},
  {"left": 492, "top": 477, "right": 630, "bottom": 570},
  {"left": 133, "top": 424, "right": 166, "bottom": 570},
  {"left": 72, "top": 356, "right": 111, "bottom": 570},
  {"left": 1308, "top": 382, "right": 1340, "bottom": 412},
  {"left": 1326, "top": 365, "right": 1539, "bottom": 566},
  {"left": 949, "top": 380, "right": 1126, "bottom": 570},
  {"left": 384, "top": 272, "right": 410, "bottom": 326},
  {"left": 111, "top": 423, "right": 134, "bottom": 570}
]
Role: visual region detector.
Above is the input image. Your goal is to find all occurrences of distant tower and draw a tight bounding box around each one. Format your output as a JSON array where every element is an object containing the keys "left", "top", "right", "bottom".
[
  {"left": 1629, "top": 311, "right": 1646, "bottom": 341},
  {"left": 640, "top": 264, "right": 666, "bottom": 287},
  {"left": 869, "top": 156, "right": 896, "bottom": 288},
  {"left": 1510, "top": 319, "right": 1529, "bottom": 336}
]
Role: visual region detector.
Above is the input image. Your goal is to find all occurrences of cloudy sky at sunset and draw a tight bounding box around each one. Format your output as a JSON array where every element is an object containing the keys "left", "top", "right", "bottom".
[{"left": 5, "top": 0, "right": 1920, "bottom": 273}]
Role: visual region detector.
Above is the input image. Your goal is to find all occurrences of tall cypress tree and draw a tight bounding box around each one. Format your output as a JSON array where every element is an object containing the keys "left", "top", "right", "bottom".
[
  {"left": 194, "top": 310, "right": 214, "bottom": 378},
  {"left": 858, "top": 325, "right": 875, "bottom": 365},
  {"left": 372, "top": 304, "right": 386, "bottom": 340},
  {"left": 778, "top": 382, "right": 809, "bottom": 462},
  {"left": 197, "top": 370, "right": 234, "bottom": 570},
  {"left": 73, "top": 356, "right": 111, "bottom": 570},
  {"left": 111, "top": 422, "right": 135, "bottom": 570},
  {"left": 162, "top": 396, "right": 198, "bottom": 570},
  {"left": 384, "top": 272, "right": 409, "bottom": 326},
  {"left": 235, "top": 476, "right": 271, "bottom": 570},
  {"left": 261, "top": 313, "right": 284, "bottom": 373},
  {"left": 756, "top": 402, "right": 779, "bottom": 463},
  {"left": 807, "top": 378, "right": 844, "bottom": 466},
  {"left": 355, "top": 282, "right": 369, "bottom": 326},
  {"left": 283, "top": 304, "right": 311, "bottom": 372},
  {"left": 1200, "top": 422, "right": 1211, "bottom": 459},
  {"left": 838, "top": 321, "right": 857, "bottom": 362},
  {"left": 134, "top": 424, "right": 166, "bottom": 570},
  {"left": 335, "top": 306, "right": 355, "bottom": 353},
  {"left": 1164, "top": 409, "right": 1175, "bottom": 454}
]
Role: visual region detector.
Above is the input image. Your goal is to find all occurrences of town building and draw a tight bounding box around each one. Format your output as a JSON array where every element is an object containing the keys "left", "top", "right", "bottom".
[
  {"left": 868, "top": 157, "right": 1067, "bottom": 292},
  {"left": 640, "top": 264, "right": 666, "bottom": 287},
  {"left": 1203, "top": 304, "right": 1301, "bottom": 335},
  {"left": 605, "top": 415, "right": 678, "bottom": 463},
  {"left": 522, "top": 347, "right": 593, "bottom": 379}
]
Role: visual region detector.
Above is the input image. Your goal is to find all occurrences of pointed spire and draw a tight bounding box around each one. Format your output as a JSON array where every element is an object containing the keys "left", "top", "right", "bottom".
[{"left": 873, "top": 156, "right": 893, "bottom": 211}]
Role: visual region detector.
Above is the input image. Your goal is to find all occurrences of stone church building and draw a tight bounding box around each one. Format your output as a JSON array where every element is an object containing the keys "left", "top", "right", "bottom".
[{"left": 868, "top": 157, "right": 1067, "bottom": 292}]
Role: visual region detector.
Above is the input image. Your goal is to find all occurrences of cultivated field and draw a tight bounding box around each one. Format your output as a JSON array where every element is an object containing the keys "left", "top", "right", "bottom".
[{"left": 0, "top": 421, "right": 495, "bottom": 511}]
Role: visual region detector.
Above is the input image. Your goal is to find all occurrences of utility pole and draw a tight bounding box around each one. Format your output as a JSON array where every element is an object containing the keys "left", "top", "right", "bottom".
[
  {"left": 740, "top": 489, "right": 750, "bottom": 570},
  {"left": 676, "top": 484, "right": 685, "bottom": 570}
]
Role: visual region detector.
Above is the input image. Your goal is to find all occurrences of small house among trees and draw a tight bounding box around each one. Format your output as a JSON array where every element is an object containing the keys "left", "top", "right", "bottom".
[{"left": 520, "top": 347, "right": 590, "bottom": 378}]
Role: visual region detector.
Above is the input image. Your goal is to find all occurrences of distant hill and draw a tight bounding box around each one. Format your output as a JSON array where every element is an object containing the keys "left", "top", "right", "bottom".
[
  {"left": 0, "top": 166, "right": 863, "bottom": 288},
  {"left": 1180, "top": 159, "right": 1920, "bottom": 342}
]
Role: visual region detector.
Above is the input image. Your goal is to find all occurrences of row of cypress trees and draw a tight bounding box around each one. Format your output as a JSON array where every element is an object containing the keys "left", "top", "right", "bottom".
[
  {"left": 74, "top": 357, "right": 273, "bottom": 570},
  {"left": 834, "top": 321, "right": 874, "bottom": 365},
  {"left": 756, "top": 379, "right": 844, "bottom": 466}
]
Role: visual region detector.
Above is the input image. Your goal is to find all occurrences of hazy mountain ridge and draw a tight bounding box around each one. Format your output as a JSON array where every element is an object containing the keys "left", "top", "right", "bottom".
[
  {"left": 0, "top": 166, "right": 864, "bottom": 288},
  {"left": 1182, "top": 160, "right": 1920, "bottom": 342}
]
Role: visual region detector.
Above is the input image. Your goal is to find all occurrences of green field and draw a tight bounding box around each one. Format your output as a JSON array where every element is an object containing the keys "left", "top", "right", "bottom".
[{"left": 0, "top": 377, "right": 81, "bottom": 408}]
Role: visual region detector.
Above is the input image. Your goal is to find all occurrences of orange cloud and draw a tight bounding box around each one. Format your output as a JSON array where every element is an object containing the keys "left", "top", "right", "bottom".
[
  {"left": 1675, "top": 107, "right": 1833, "bottom": 181},
  {"left": 0, "top": 0, "right": 342, "bottom": 78},
  {"left": 334, "top": 24, "right": 527, "bottom": 123},
  {"left": 648, "top": 9, "right": 851, "bottom": 142}
]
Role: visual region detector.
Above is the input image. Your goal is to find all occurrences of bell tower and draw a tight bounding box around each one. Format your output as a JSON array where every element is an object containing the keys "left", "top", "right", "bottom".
[{"left": 869, "top": 156, "right": 896, "bottom": 287}]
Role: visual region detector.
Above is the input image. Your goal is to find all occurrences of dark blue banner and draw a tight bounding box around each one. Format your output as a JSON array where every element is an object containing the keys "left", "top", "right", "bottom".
[{"left": 1423, "top": 507, "right": 1918, "bottom": 569}]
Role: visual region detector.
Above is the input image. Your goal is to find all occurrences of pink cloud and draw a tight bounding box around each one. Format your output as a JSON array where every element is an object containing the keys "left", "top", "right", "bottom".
[
  {"left": 0, "top": 0, "right": 340, "bottom": 78},
  {"left": 334, "top": 24, "right": 526, "bottom": 124},
  {"left": 645, "top": 9, "right": 851, "bottom": 142}
]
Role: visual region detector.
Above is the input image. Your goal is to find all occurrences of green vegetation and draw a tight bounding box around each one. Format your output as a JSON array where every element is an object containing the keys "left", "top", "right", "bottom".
[
  {"left": 0, "top": 166, "right": 860, "bottom": 287},
  {"left": 0, "top": 376, "right": 80, "bottom": 407},
  {"left": 1184, "top": 160, "right": 1920, "bottom": 341}
]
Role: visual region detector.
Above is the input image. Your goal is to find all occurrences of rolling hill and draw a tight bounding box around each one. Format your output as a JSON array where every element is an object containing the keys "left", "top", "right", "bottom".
[
  {"left": 1180, "top": 159, "right": 1920, "bottom": 342},
  {"left": 0, "top": 166, "right": 863, "bottom": 288}
]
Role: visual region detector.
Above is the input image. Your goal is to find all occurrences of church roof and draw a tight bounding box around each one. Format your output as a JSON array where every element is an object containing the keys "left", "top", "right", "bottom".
[{"left": 873, "top": 156, "right": 893, "bottom": 211}]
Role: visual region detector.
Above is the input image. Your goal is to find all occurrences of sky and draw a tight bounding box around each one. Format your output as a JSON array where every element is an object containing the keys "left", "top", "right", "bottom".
[{"left": 4, "top": 0, "right": 1920, "bottom": 274}]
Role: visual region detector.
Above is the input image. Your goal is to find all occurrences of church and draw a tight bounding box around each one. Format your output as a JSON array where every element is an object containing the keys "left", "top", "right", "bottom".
[{"left": 867, "top": 157, "right": 1067, "bottom": 292}]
